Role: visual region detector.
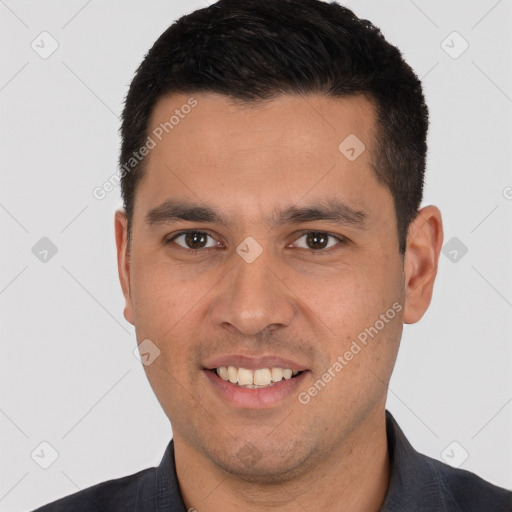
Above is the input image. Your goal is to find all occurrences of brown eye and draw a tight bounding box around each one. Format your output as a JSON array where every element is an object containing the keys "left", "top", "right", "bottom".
[
  {"left": 171, "top": 231, "right": 217, "bottom": 250},
  {"left": 292, "top": 232, "right": 343, "bottom": 251},
  {"left": 306, "top": 232, "right": 328, "bottom": 249}
]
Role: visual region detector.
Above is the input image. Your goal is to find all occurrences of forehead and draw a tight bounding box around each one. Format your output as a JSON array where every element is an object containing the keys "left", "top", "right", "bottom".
[
  {"left": 135, "top": 92, "right": 389, "bottom": 225},
  {"left": 148, "top": 91, "right": 376, "bottom": 158}
]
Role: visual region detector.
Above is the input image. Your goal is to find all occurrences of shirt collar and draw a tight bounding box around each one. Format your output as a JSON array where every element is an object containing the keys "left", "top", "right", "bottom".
[
  {"left": 154, "top": 440, "right": 187, "bottom": 512},
  {"left": 380, "top": 410, "right": 459, "bottom": 511}
]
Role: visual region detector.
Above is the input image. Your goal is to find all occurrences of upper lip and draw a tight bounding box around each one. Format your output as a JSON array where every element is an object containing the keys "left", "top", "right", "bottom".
[{"left": 204, "top": 355, "right": 309, "bottom": 372}]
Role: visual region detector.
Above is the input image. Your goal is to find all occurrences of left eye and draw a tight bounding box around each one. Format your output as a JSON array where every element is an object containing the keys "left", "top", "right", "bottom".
[
  {"left": 291, "top": 232, "right": 343, "bottom": 250},
  {"left": 171, "top": 231, "right": 219, "bottom": 250}
]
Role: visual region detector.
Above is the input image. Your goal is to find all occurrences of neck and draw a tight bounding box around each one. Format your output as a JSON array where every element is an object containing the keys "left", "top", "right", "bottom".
[{"left": 173, "top": 407, "right": 390, "bottom": 512}]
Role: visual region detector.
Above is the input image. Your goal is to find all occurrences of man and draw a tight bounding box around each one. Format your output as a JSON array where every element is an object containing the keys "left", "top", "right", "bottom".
[{"left": 32, "top": 0, "right": 511, "bottom": 510}]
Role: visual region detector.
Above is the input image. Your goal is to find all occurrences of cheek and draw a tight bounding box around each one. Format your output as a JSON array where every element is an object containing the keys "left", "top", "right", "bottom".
[
  {"left": 133, "top": 268, "right": 201, "bottom": 410},
  {"left": 301, "top": 268, "right": 391, "bottom": 332},
  {"left": 301, "top": 263, "right": 403, "bottom": 371},
  {"left": 130, "top": 259, "right": 223, "bottom": 378},
  {"left": 131, "top": 257, "right": 199, "bottom": 329}
]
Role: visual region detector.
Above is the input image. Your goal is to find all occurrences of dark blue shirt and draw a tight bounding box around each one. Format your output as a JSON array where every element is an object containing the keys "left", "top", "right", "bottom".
[{"left": 31, "top": 411, "right": 511, "bottom": 511}]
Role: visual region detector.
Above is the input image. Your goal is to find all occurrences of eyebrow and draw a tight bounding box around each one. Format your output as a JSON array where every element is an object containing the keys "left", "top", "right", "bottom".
[
  {"left": 145, "top": 198, "right": 368, "bottom": 229},
  {"left": 145, "top": 200, "right": 226, "bottom": 226},
  {"left": 271, "top": 200, "right": 367, "bottom": 229}
]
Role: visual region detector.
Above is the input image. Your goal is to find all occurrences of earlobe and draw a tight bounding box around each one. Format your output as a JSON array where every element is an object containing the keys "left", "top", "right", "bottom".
[
  {"left": 114, "top": 209, "right": 135, "bottom": 326},
  {"left": 403, "top": 205, "right": 444, "bottom": 324}
]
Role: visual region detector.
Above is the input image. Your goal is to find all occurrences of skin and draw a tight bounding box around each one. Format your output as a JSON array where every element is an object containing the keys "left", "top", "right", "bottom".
[{"left": 115, "top": 92, "right": 443, "bottom": 511}]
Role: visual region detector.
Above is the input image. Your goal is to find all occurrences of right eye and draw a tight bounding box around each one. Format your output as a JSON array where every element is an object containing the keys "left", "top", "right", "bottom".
[{"left": 167, "top": 231, "right": 220, "bottom": 251}]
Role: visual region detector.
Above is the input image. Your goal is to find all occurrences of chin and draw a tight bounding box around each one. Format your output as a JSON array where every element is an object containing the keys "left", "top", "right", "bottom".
[{"left": 205, "top": 439, "right": 314, "bottom": 484}]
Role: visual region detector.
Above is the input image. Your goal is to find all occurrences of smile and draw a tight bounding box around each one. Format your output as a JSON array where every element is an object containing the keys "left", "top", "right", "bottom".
[
  {"left": 214, "top": 366, "right": 302, "bottom": 388},
  {"left": 204, "top": 367, "right": 309, "bottom": 408}
]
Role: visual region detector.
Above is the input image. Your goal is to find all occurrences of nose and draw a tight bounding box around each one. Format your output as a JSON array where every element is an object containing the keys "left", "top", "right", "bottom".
[{"left": 209, "top": 252, "right": 296, "bottom": 337}]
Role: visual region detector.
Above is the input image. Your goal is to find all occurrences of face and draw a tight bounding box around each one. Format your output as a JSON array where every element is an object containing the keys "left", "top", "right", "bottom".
[{"left": 115, "top": 92, "right": 440, "bottom": 482}]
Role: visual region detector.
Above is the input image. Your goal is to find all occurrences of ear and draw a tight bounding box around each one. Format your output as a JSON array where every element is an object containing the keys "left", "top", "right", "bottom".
[
  {"left": 114, "top": 209, "right": 135, "bottom": 325},
  {"left": 403, "top": 205, "right": 444, "bottom": 324}
]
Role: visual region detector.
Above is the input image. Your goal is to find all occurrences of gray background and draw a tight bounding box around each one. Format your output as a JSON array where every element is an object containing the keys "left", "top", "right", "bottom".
[{"left": 1, "top": 0, "right": 511, "bottom": 510}]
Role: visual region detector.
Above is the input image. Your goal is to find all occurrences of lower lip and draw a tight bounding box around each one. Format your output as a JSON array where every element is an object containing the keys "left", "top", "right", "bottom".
[{"left": 203, "top": 369, "right": 309, "bottom": 409}]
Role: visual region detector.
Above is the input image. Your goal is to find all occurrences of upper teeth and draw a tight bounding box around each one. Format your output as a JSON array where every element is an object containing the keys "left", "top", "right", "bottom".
[{"left": 216, "top": 366, "right": 299, "bottom": 387}]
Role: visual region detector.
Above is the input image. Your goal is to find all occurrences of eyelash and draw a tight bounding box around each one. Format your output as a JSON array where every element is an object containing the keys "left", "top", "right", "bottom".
[{"left": 165, "top": 230, "right": 347, "bottom": 255}]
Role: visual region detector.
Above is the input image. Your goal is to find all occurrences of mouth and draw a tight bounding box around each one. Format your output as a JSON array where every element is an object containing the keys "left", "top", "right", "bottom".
[
  {"left": 207, "top": 366, "right": 306, "bottom": 389},
  {"left": 203, "top": 365, "right": 310, "bottom": 408}
]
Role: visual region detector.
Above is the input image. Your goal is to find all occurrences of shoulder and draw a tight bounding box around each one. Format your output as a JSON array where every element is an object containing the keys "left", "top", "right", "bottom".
[
  {"left": 30, "top": 439, "right": 183, "bottom": 512},
  {"left": 424, "top": 454, "right": 512, "bottom": 512},
  {"left": 30, "top": 466, "right": 156, "bottom": 512},
  {"left": 383, "top": 411, "right": 512, "bottom": 512}
]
